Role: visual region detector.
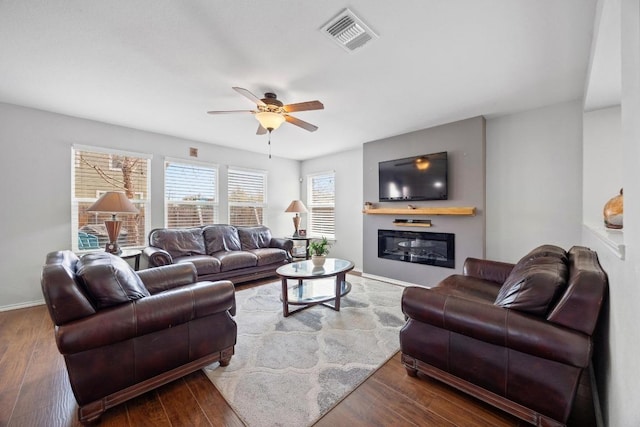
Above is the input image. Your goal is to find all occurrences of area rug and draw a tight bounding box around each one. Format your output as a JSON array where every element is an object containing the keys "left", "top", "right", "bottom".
[{"left": 203, "top": 275, "right": 406, "bottom": 427}]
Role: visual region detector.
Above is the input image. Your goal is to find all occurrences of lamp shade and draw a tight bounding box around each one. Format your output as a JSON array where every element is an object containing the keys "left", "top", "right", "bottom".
[
  {"left": 255, "top": 111, "right": 285, "bottom": 131},
  {"left": 285, "top": 200, "right": 308, "bottom": 213},
  {"left": 87, "top": 191, "right": 139, "bottom": 214}
]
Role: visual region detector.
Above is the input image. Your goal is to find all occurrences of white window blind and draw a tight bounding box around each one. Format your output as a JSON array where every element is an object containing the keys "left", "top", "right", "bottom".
[
  {"left": 72, "top": 146, "right": 151, "bottom": 251},
  {"left": 307, "top": 171, "right": 335, "bottom": 239},
  {"left": 228, "top": 167, "right": 267, "bottom": 226},
  {"left": 165, "top": 160, "right": 219, "bottom": 228}
]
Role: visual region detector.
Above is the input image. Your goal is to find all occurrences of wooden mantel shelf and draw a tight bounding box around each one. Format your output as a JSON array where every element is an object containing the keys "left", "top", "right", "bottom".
[{"left": 362, "top": 207, "right": 476, "bottom": 216}]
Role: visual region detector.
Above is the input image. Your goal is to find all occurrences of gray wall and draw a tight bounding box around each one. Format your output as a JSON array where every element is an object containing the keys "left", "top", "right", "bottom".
[
  {"left": 485, "top": 100, "right": 584, "bottom": 261},
  {"left": 583, "top": 106, "right": 622, "bottom": 227},
  {"left": 362, "top": 116, "right": 486, "bottom": 285},
  {"left": 583, "top": 0, "right": 640, "bottom": 424},
  {"left": 300, "top": 147, "right": 363, "bottom": 269},
  {"left": 0, "top": 102, "right": 300, "bottom": 310}
]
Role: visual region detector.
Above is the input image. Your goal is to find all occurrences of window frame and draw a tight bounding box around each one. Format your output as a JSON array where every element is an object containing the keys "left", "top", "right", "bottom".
[
  {"left": 71, "top": 144, "right": 152, "bottom": 252},
  {"left": 306, "top": 170, "right": 336, "bottom": 240},
  {"left": 227, "top": 166, "right": 268, "bottom": 227},
  {"left": 164, "top": 157, "right": 219, "bottom": 228}
]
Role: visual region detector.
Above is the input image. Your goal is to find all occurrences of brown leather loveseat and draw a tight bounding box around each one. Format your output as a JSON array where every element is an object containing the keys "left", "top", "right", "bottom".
[
  {"left": 143, "top": 224, "right": 292, "bottom": 284},
  {"left": 400, "top": 245, "right": 607, "bottom": 427},
  {"left": 41, "top": 250, "right": 237, "bottom": 424}
]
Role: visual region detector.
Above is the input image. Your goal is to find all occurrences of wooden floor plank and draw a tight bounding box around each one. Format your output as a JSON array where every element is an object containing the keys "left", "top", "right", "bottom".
[
  {"left": 0, "top": 306, "right": 44, "bottom": 391},
  {"left": 156, "top": 378, "right": 213, "bottom": 426},
  {"left": 183, "top": 370, "right": 246, "bottom": 427},
  {"left": 124, "top": 390, "right": 171, "bottom": 427},
  {"left": 10, "top": 310, "right": 78, "bottom": 425}
]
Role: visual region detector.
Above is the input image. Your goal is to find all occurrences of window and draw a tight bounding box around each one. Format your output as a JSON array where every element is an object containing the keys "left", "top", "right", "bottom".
[
  {"left": 228, "top": 167, "right": 267, "bottom": 226},
  {"left": 165, "top": 159, "right": 219, "bottom": 228},
  {"left": 72, "top": 146, "right": 151, "bottom": 251},
  {"left": 307, "top": 171, "right": 335, "bottom": 239}
]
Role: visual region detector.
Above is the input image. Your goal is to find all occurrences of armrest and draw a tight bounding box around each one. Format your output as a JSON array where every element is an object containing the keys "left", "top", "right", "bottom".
[
  {"left": 142, "top": 246, "right": 173, "bottom": 267},
  {"left": 270, "top": 237, "right": 293, "bottom": 252},
  {"left": 137, "top": 263, "right": 197, "bottom": 295},
  {"left": 56, "top": 280, "right": 235, "bottom": 354},
  {"left": 402, "top": 286, "right": 591, "bottom": 367},
  {"left": 270, "top": 237, "right": 293, "bottom": 260},
  {"left": 463, "top": 258, "right": 515, "bottom": 284}
]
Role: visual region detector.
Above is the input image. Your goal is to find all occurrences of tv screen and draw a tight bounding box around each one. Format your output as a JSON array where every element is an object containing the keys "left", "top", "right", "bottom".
[{"left": 378, "top": 152, "right": 448, "bottom": 201}]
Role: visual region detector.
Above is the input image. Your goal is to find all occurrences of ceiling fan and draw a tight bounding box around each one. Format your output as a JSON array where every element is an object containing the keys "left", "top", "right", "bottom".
[{"left": 207, "top": 87, "right": 324, "bottom": 135}]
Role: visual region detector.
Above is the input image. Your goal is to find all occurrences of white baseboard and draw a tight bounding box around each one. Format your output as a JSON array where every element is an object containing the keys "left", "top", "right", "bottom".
[
  {"left": 360, "top": 272, "right": 426, "bottom": 288},
  {"left": 0, "top": 299, "right": 45, "bottom": 312}
]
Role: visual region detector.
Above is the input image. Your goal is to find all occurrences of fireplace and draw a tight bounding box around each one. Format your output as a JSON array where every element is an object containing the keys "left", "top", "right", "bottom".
[{"left": 378, "top": 229, "right": 455, "bottom": 268}]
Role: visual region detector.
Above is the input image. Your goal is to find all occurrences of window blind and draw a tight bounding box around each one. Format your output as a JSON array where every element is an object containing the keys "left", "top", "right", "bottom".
[
  {"left": 165, "top": 160, "right": 218, "bottom": 228},
  {"left": 308, "top": 172, "right": 335, "bottom": 238},
  {"left": 72, "top": 147, "right": 150, "bottom": 251},
  {"left": 228, "top": 168, "right": 267, "bottom": 226}
]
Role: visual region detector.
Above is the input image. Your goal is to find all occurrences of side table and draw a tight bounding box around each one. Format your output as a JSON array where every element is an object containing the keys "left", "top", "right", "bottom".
[
  {"left": 288, "top": 237, "right": 310, "bottom": 260},
  {"left": 119, "top": 249, "right": 141, "bottom": 271}
]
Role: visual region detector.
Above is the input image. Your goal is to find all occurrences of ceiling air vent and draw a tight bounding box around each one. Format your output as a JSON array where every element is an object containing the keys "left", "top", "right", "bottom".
[{"left": 321, "top": 8, "right": 378, "bottom": 52}]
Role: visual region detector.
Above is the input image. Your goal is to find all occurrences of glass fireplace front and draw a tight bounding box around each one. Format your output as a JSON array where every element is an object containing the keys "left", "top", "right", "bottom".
[{"left": 378, "top": 229, "right": 455, "bottom": 268}]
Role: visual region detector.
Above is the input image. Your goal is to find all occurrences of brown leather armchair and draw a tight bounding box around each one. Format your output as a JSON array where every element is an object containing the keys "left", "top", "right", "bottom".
[
  {"left": 400, "top": 245, "right": 607, "bottom": 427},
  {"left": 41, "top": 250, "right": 237, "bottom": 424}
]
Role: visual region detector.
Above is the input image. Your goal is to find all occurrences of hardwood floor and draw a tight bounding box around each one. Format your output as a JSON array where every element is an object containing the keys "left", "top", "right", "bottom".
[{"left": 1, "top": 280, "right": 597, "bottom": 427}]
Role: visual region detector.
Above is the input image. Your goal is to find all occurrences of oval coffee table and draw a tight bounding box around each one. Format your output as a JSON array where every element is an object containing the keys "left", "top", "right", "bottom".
[{"left": 276, "top": 258, "right": 354, "bottom": 317}]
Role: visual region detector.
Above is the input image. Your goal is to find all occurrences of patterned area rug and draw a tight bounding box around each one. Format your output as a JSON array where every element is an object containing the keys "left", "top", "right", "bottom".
[{"left": 204, "top": 275, "right": 406, "bottom": 427}]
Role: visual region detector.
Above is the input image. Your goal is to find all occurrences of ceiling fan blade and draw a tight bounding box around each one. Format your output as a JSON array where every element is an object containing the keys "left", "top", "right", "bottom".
[
  {"left": 285, "top": 114, "right": 318, "bottom": 132},
  {"left": 256, "top": 124, "right": 267, "bottom": 135},
  {"left": 283, "top": 100, "right": 324, "bottom": 113},
  {"left": 207, "top": 110, "right": 254, "bottom": 115},
  {"left": 233, "top": 87, "right": 267, "bottom": 107}
]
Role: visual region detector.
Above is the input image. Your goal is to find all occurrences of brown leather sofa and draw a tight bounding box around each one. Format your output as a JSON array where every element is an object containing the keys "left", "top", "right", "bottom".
[
  {"left": 142, "top": 224, "right": 293, "bottom": 284},
  {"left": 400, "top": 245, "right": 607, "bottom": 427},
  {"left": 41, "top": 250, "right": 237, "bottom": 424}
]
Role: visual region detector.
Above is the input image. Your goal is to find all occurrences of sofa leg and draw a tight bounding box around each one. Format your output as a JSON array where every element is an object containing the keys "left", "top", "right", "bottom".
[
  {"left": 219, "top": 346, "right": 234, "bottom": 367},
  {"left": 405, "top": 366, "right": 418, "bottom": 377},
  {"left": 78, "top": 401, "right": 105, "bottom": 425}
]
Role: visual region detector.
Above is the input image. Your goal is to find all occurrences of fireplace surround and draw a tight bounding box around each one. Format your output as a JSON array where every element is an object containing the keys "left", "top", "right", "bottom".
[{"left": 378, "top": 229, "right": 455, "bottom": 268}]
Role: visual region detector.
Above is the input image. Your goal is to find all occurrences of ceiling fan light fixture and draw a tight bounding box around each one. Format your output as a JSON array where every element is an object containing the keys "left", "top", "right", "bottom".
[{"left": 255, "top": 111, "right": 285, "bottom": 131}]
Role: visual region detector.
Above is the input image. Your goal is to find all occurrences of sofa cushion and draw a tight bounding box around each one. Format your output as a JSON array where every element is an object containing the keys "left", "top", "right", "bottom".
[
  {"left": 149, "top": 228, "right": 206, "bottom": 258},
  {"left": 76, "top": 252, "right": 149, "bottom": 309},
  {"left": 248, "top": 248, "right": 288, "bottom": 266},
  {"left": 212, "top": 251, "right": 258, "bottom": 272},
  {"left": 494, "top": 257, "right": 567, "bottom": 316},
  {"left": 174, "top": 255, "right": 221, "bottom": 275},
  {"left": 203, "top": 225, "right": 241, "bottom": 253},
  {"left": 432, "top": 274, "right": 502, "bottom": 304},
  {"left": 238, "top": 226, "right": 272, "bottom": 250}
]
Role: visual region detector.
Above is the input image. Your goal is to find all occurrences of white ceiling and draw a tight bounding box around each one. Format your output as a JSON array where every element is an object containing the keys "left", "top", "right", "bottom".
[{"left": 0, "top": 0, "right": 598, "bottom": 160}]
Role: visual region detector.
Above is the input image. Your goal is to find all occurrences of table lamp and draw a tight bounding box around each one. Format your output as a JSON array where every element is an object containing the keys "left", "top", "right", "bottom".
[
  {"left": 86, "top": 191, "right": 139, "bottom": 254},
  {"left": 285, "top": 200, "right": 308, "bottom": 237}
]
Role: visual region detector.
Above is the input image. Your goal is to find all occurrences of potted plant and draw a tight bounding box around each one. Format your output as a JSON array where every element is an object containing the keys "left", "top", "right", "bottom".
[{"left": 308, "top": 236, "right": 331, "bottom": 267}]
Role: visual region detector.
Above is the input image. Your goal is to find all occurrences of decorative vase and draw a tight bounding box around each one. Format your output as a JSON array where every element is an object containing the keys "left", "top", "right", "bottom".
[
  {"left": 603, "top": 188, "right": 623, "bottom": 229},
  {"left": 311, "top": 255, "right": 326, "bottom": 267}
]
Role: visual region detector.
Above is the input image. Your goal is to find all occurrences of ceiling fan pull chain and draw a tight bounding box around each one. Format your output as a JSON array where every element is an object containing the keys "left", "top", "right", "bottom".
[{"left": 268, "top": 130, "right": 272, "bottom": 159}]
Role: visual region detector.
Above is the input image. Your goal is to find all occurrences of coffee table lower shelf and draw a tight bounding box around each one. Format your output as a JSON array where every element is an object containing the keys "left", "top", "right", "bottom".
[{"left": 280, "top": 278, "right": 351, "bottom": 317}]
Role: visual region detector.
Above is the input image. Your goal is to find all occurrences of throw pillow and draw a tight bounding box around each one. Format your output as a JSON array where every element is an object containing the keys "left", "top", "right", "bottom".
[
  {"left": 76, "top": 252, "right": 149, "bottom": 309},
  {"left": 238, "top": 226, "right": 272, "bottom": 250},
  {"left": 150, "top": 227, "right": 206, "bottom": 258},
  {"left": 494, "top": 257, "right": 568, "bottom": 316}
]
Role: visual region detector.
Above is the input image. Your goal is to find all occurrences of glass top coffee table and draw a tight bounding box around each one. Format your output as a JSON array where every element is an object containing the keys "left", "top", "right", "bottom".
[{"left": 276, "top": 258, "right": 354, "bottom": 317}]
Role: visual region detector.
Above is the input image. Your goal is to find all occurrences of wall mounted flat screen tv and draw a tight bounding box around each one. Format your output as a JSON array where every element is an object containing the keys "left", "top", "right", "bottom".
[{"left": 378, "top": 151, "right": 448, "bottom": 201}]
